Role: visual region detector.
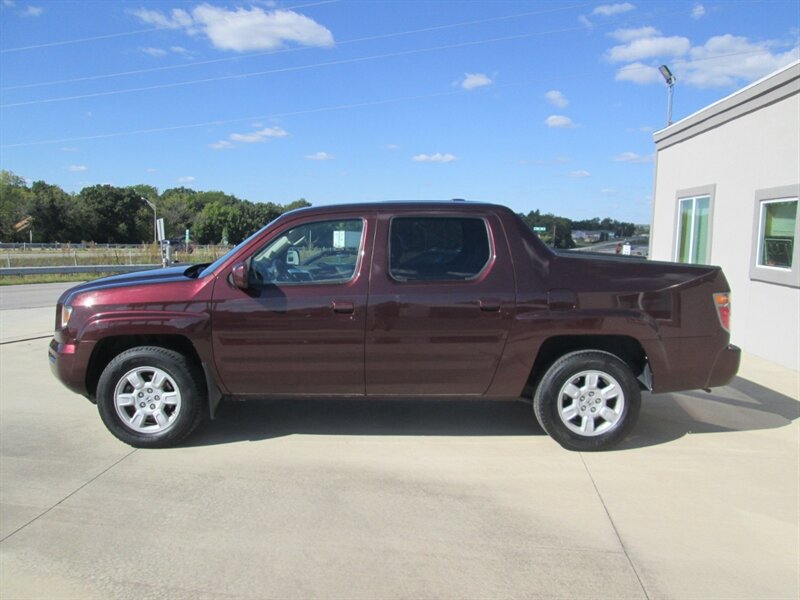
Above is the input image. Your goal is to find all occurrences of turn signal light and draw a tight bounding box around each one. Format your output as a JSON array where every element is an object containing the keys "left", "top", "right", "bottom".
[
  {"left": 713, "top": 293, "right": 730, "bottom": 332},
  {"left": 60, "top": 304, "right": 73, "bottom": 329}
]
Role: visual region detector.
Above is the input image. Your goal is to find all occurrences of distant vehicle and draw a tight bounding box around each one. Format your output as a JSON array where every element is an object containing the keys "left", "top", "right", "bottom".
[
  {"left": 50, "top": 202, "right": 739, "bottom": 450},
  {"left": 165, "top": 238, "right": 194, "bottom": 254}
]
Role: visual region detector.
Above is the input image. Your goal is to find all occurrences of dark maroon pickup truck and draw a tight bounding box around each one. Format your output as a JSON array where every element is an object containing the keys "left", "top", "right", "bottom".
[{"left": 50, "top": 202, "right": 740, "bottom": 450}]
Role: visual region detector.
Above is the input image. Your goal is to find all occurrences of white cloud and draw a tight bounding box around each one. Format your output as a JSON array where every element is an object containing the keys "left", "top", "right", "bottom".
[
  {"left": 545, "top": 90, "right": 569, "bottom": 108},
  {"left": 177, "top": 176, "right": 195, "bottom": 183},
  {"left": 67, "top": 165, "right": 88, "bottom": 172},
  {"left": 613, "top": 152, "right": 653, "bottom": 163},
  {"left": 228, "top": 126, "right": 288, "bottom": 143},
  {"left": 146, "top": 168, "right": 158, "bottom": 173},
  {"left": 640, "top": 125, "right": 655, "bottom": 133},
  {"left": 608, "top": 26, "right": 799, "bottom": 88},
  {"left": 20, "top": 5, "right": 42, "bottom": 17},
  {"left": 593, "top": 3, "right": 635, "bottom": 17},
  {"left": 133, "top": 5, "right": 334, "bottom": 52},
  {"left": 412, "top": 153, "right": 457, "bottom": 163},
  {"left": 141, "top": 47, "right": 168, "bottom": 57},
  {"left": 544, "top": 115, "right": 576, "bottom": 128},
  {"left": 142, "top": 46, "right": 192, "bottom": 58},
  {"left": 600, "top": 188, "right": 617, "bottom": 194},
  {"left": 691, "top": 4, "right": 706, "bottom": 19},
  {"left": 210, "top": 125, "right": 288, "bottom": 148},
  {"left": 606, "top": 35, "right": 691, "bottom": 62},
  {"left": 568, "top": 170, "right": 591, "bottom": 178},
  {"left": 60, "top": 146, "right": 79, "bottom": 152},
  {"left": 615, "top": 62, "right": 662, "bottom": 83},
  {"left": 2, "top": 1, "right": 16, "bottom": 7},
  {"left": 460, "top": 73, "right": 493, "bottom": 90},
  {"left": 131, "top": 7, "right": 193, "bottom": 30},
  {"left": 609, "top": 26, "right": 660, "bottom": 42},
  {"left": 578, "top": 14, "right": 593, "bottom": 29},
  {"left": 385, "top": 144, "right": 399, "bottom": 150},
  {"left": 680, "top": 34, "right": 800, "bottom": 87},
  {"left": 305, "top": 151, "right": 334, "bottom": 161}
]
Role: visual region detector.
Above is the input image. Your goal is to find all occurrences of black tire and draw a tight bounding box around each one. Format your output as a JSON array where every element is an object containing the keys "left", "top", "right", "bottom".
[
  {"left": 96, "top": 346, "right": 205, "bottom": 448},
  {"left": 533, "top": 350, "right": 640, "bottom": 451}
]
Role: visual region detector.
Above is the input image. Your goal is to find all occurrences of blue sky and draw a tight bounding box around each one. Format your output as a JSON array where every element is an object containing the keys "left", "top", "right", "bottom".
[{"left": 1, "top": 1, "right": 798, "bottom": 223}]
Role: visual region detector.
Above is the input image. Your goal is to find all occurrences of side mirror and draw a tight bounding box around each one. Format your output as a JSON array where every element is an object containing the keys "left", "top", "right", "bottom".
[
  {"left": 230, "top": 261, "right": 249, "bottom": 290},
  {"left": 286, "top": 249, "right": 300, "bottom": 265}
]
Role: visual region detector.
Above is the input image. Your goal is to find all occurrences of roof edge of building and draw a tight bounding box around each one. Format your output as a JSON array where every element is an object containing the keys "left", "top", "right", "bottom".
[{"left": 653, "top": 60, "right": 800, "bottom": 151}]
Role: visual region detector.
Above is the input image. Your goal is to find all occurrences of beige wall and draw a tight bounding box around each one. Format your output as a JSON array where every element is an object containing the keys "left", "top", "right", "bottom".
[{"left": 650, "top": 88, "right": 800, "bottom": 372}]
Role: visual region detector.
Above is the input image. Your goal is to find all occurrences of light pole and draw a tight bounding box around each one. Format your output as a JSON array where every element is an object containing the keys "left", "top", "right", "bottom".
[
  {"left": 140, "top": 197, "right": 157, "bottom": 244},
  {"left": 659, "top": 64, "right": 676, "bottom": 126}
]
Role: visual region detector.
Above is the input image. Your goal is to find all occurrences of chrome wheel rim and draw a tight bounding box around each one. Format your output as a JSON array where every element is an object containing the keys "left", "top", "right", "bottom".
[
  {"left": 114, "top": 366, "right": 182, "bottom": 434},
  {"left": 557, "top": 370, "right": 625, "bottom": 437}
]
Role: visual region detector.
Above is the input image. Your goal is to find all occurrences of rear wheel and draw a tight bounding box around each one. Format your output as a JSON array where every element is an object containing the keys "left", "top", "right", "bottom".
[
  {"left": 96, "top": 346, "right": 205, "bottom": 448},
  {"left": 533, "top": 350, "right": 640, "bottom": 451}
]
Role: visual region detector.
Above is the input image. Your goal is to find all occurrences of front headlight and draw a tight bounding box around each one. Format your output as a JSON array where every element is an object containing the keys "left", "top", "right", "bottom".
[{"left": 60, "top": 304, "right": 73, "bottom": 329}]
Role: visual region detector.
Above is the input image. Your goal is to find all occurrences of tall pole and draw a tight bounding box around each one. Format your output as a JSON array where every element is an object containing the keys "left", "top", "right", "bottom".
[
  {"left": 659, "top": 65, "right": 676, "bottom": 126},
  {"left": 141, "top": 197, "right": 157, "bottom": 244},
  {"left": 666, "top": 80, "right": 674, "bottom": 126}
]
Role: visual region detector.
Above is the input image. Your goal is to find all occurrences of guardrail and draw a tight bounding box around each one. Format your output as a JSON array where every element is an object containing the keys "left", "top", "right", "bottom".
[{"left": 0, "top": 264, "right": 162, "bottom": 276}]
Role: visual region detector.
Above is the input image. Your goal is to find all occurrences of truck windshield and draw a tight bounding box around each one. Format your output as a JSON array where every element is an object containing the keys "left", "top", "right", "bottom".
[{"left": 197, "top": 223, "right": 274, "bottom": 278}]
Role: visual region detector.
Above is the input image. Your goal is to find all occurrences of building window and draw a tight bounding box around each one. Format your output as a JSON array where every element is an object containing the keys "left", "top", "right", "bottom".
[
  {"left": 676, "top": 194, "right": 711, "bottom": 264},
  {"left": 750, "top": 185, "right": 800, "bottom": 288},
  {"left": 758, "top": 199, "right": 797, "bottom": 267}
]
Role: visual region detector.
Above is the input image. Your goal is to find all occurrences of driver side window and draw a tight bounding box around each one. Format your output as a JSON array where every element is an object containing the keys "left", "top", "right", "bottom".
[{"left": 249, "top": 219, "right": 364, "bottom": 286}]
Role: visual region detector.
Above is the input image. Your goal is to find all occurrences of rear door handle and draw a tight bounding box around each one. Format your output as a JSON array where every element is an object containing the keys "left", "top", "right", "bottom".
[
  {"left": 332, "top": 300, "right": 355, "bottom": 314},
  {"left": 479, "top": 299, "right": 501, "bottom": 312}
]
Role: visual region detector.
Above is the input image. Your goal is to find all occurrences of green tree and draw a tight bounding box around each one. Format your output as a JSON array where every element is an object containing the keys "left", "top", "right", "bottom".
[
  {"left": 518, "top": 210, "right": 575, "bottom": 249},
  {"left": 0, "top": 170, "right": 31, "bottom": 242},
  {"left": 79, "top": 185, "right": 151, "bottom": 243},
  {"left": 27, "top": 181, "right": 80, "bottom": 242},
  {"left": 283, "top": 198, "right": 312, "bottom": 212}
]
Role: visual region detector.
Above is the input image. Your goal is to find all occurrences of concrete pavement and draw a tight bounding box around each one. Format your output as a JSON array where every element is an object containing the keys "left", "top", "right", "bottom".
[{"left": 1, "top": 283, "right": 798, "bottom": 599}]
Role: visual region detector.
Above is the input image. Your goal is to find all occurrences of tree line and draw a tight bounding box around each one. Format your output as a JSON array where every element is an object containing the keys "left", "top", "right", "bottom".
[
  {"left": 0, "top": 170, "right": 309, "bottom": 245},
  {"left": 517, "top": 210, "right": 642, "bottom": 249},
  {"left": 1, "top": 170, "right": 643, "bottom": 249}
]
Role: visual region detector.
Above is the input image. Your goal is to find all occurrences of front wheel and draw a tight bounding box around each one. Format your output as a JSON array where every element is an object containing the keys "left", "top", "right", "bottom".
[
  {"left": 533, "top": 350, "right": 641, "bottom": 451},
  {"left": 96, "top": 346, "right": 205, "bottom": 448}
]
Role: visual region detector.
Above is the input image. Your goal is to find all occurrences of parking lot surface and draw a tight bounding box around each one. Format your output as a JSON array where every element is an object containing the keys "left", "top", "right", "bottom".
[{"left": 1, "top": 283, "right": 798, "bottom": 599}]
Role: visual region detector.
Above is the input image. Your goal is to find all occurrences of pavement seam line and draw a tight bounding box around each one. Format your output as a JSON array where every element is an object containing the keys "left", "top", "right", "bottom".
[
  {"left": 0, "top": 335, "right": 52, "bottom": 345},
  {"left": 0, "top": 448, "right": 138, "bottom": 544},
  {"left": 579, "top": 453, "right": 651, "bottom": 600}
]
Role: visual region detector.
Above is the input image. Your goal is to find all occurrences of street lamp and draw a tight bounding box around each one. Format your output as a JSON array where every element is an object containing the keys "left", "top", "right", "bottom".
[
  {"left": 659, "top": 64, "right": 676, "bottom": 126},
  {"left": 140, "top": 197, "right": 157, "bottom": 244}
]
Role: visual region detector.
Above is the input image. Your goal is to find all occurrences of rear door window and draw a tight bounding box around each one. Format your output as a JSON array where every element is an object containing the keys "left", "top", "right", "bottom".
[{"left": 389, "top": 217, "right": 491, "bottom": 281}]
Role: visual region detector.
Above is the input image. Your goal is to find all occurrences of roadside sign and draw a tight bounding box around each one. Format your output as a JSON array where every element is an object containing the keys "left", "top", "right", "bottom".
[
  {"left": 532, "top": 226, "right": 547, "bottom": 232},
  {"left": 156, "top": 218, "right": 165, "bottom": 242}
]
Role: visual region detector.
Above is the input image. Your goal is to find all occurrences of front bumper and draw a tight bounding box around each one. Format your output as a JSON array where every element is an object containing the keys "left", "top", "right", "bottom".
[{"left": 49, "top": 337, "right": 96, "bottom": 401}]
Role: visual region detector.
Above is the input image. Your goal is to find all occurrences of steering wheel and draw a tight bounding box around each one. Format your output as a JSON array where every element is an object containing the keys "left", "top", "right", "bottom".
[{"left": 273, "top": 258, "right": 290, "bottom": 282}]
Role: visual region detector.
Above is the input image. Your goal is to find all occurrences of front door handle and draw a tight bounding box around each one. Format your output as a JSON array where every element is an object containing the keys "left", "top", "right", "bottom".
[
  {"left": 479, "top": 299, "right": 501, "bottom": 312},
  {"left": 332, "top": 300, "right": 355, "bottom": 314}
]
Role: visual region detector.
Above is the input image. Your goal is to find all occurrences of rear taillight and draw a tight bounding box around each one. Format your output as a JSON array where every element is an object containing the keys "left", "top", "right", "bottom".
[{"left": 713, "top": 293, "right": 730, "bottom": 332}]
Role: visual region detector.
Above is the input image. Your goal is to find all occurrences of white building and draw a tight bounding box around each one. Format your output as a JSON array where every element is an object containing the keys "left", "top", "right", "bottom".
[{"left": 650, "top": 60, "right": 800, "bottom": 373}]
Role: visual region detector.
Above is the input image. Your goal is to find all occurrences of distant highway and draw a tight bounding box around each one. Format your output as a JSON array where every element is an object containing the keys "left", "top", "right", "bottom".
[{"left": 0, "top": 282, "right": 76, "bottom": 311}]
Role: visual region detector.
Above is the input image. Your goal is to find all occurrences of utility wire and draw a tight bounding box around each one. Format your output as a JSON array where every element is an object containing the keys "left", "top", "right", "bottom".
[
  {"left": 1, "top": 28, "right": 162, "bottom": 54},
  {"left": 1, "top": 49, "right": 781, "bottom": 149},
  {"left": 1, "top": 3, "right": 592, "bottom": 91},
  {"left": 0, "top": 0, "right": 342, "bottom": 54},
  {"left": 0, "top": 24, "right": 591, "bottom": 108}
]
